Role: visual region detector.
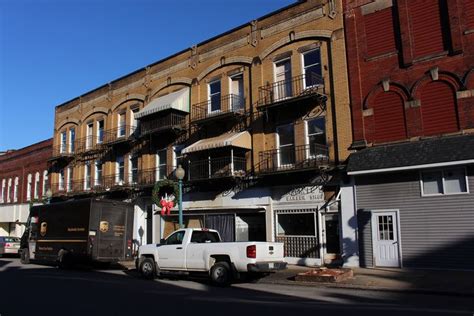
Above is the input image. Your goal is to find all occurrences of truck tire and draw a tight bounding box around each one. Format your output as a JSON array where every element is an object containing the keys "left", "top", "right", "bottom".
[
  {"left": 210, "top": 262, "right": 232, "bottom": 286},
  {"left": 140, "top": 258, "right": 156, "bottom": 279},
  {"left": 20, "top": 249, "right": 30, "bottom": 264}
]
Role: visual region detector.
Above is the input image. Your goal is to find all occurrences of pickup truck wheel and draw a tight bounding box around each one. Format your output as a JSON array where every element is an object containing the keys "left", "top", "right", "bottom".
[
  {"left": 20, "top": 249, "right": 30, "bottom": 264},
  {"left": 140, "top": 258, "right": 156, "bottom": 279},
  {"left": 210, "top": 262, "right": 231, "bottom": 286}
]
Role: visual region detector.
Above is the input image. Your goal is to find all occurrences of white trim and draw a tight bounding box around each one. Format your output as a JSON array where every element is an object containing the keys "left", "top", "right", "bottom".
[
  {"left": 208, "top": 79, "right": 221, "bottom": 113},
  {"left": 348, "top": 159, "right": 474, "bottom": 175},
  {"left": 419, "top": 166, "right": 470, "bottom": 197},
  {"left": 301, "top": 47, "right": 321, "bottom": 90},
  {"left": 370, "top": 209, "right": 403, "bottom": 268}
]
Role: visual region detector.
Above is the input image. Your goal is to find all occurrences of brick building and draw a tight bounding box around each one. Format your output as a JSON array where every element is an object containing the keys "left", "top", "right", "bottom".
[
  {"left": 0, "top": 139, "right": 52, "bottom": 237},
  {"left": 49, "top": 0, "right": 352, "bottom": 265},
  {"left": 341, "top": 0, "right": 474, "bottom": 269}
]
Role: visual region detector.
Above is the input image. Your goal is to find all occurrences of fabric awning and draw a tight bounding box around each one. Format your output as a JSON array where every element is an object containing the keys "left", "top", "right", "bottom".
[
  {"left": 182, "top": 131, "right": 251, "bottom": 154},
  {"left": 135, "top": 87, "right": 189, "bottom": 119}
]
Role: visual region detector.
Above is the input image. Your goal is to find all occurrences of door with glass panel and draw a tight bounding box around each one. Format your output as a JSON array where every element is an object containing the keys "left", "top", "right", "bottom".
[
  {"left": 230, "top": 74, "right": 244, "bottom": 111},
  {"left": 371, "top": 210, "right": 401, "bottom": 267},
  {"left": 274, "top": 59, "right": 292, "bottom": 101},
  {"left": 276, "top": 124, "right": 295, "bottom": 168}
]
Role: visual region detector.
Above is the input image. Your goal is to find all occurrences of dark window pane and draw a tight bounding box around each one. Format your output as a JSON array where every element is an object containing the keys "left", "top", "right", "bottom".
[{"left": 277, "top": 213, "right": 315, "bottom": 236}]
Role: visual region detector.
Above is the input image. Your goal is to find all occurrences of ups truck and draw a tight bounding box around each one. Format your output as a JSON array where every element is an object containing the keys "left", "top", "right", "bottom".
[{"left": 19, "top": 198, "right": 134, "bottom": 267}]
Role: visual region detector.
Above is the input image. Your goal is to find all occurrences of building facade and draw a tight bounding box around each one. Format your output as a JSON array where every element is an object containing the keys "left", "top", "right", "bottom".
[
  {"left": 49, "top": 0, "right": 352, "bottom": 266},
  {"left": 341, "top": 0, "right": 474, "bottom": 269},
  {"left": 0, "top": 139, "right": 52, "bottom": 237}
]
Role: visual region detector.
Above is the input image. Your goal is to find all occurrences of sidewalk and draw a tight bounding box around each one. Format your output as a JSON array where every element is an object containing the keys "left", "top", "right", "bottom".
[{"left": 257, "top": 265, "right": 474, "bottom": 296}]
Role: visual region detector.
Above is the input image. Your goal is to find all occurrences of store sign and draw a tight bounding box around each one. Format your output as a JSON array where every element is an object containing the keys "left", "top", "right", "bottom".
[{"left": 273, "top": 186, "right": 324, "bottom": 204}]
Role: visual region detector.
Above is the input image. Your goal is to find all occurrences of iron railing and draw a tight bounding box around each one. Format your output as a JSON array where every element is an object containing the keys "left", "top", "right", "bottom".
[
  {"left": 140, "top": 112, "right": 187, "bottom": 136},
  {"left": 187, "top": 156, "right": 247, "bottom": 181},
  {"left": 256, "top": 143, "right": 329, "bottom": 174},
  {"left": 50, "top": 145, "right": 75, "bottom": 160},
  {"left": 258, "top": 73, "right": 324, "bottom": 107},
  {"left": 191, "top": 94, "right": 245, "bottom": 122}
]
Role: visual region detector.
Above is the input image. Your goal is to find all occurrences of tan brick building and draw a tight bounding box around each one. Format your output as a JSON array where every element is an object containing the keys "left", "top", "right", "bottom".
[{"left": 50, "top": 0, "right": 351, "bottom": 265}]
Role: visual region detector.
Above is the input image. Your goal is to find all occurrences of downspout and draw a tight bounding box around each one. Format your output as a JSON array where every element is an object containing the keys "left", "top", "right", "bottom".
[
  {"left": 248, "top": 64, "right": 255, "bottom": 175},
  {"left": 327, "top": 39, "right": 340, "bottom": 165}
]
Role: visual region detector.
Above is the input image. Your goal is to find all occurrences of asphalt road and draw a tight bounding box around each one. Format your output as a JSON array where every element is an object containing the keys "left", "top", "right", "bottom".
[{"left": 0, "top": 257, "right": 473, "bottom": 316}]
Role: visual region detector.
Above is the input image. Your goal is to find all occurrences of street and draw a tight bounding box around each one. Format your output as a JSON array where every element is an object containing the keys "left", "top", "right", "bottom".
[{"left": 0, "top": 258, "right": 473, "bottom": 316}]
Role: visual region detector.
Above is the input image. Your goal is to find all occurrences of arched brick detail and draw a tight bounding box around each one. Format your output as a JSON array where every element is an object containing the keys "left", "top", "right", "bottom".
[
  {"left": 57, "top": 119, "right": 79, "bottom": 131},
  {"left": 111, "top": 94, "right": 146, "bottom": 112},
  {"left": 150, "top": 78, "right": 192, "bottom": 99},
  {"left": 81, "top": 107, "right": 109, "bottom": 122},
  {"left": 411, "top": 71, "right": 462, "bottom": 100},
  {"left": 196, "top": 56, "right": 253, "bottom": 82},
  {"left": 419, "top": 81, "right": 459, "bottom": 136},
  {"left": 464, "top": 68, "right": 474, "bottom": 89}
]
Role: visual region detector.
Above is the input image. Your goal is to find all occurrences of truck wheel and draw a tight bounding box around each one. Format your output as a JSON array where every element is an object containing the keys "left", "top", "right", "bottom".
[
  {"left": 140, "top": 258, "right": 156, "bottom": 279},
  {"left": 20, "top": 249, "right": 30, "bottom": 264},
  {"left": 210, "top": 262, "right": 232, "bottom": 286}
]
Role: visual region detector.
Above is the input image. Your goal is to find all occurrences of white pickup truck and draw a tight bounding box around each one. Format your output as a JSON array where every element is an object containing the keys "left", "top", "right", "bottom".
[{"left": 136, "top": 228, "right": 287, "bottom": 285}]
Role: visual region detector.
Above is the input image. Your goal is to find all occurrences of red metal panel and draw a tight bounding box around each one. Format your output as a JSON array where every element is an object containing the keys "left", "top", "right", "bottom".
[
  {"left": 420, "top": 81, "right": 458, "bottom": 136},
  {"left": 466, "top": 0, "right": 474, "bottom": 30},
  {"left": 373, "top": 91, "right": 407, "bottom": 143},
  {"left": 410, "top": 0, "right": 445, "bottom": 58},
  {"left": 364, "top": 8, "right": 397, "bottom": 57}
]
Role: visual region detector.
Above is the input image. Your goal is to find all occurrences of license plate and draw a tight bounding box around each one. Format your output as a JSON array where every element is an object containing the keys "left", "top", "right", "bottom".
[{"left": 268, "top": 262, "right": 274, "bottom": 269}]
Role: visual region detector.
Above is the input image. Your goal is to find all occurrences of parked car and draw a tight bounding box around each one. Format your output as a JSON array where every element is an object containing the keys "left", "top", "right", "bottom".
[
  {"left": 0, "top": 236, "right": 21, "bottom": 257},
  {"left": 136, "top": 228, "right": 287, "bottom": 285}
]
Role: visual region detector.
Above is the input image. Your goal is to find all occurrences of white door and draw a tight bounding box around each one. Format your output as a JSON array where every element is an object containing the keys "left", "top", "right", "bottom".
[
  {"left": 156, "top": 230, "right": 186, "bottom": 270},
  {"left": 371, "top": 211, "right": 401, "bottom": 267}
]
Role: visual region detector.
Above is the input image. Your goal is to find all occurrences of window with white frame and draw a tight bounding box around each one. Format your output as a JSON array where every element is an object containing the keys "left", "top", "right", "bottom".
[
  {"left": 14, "top": 177, "right": 19, "bottom": 202},
  {"left": 7, "top": 178, "right": 12, "bottom": 203},
  {"left": 274, "top": 58, "right": 292, "bottom": 100},
  {"left": 66, "top": 167, "right": 72, "bottom": 192},
  {"left": 42, "top": 170, "right": 48, "bottom": 197},
  {"left": 59, "top": 169, "right": 65, "bottom": 191},
  {"left": 276, "top": 123, "right": 295, "bottom": 167},
  {"left": 94, "top": 160, "right": 102, "bottom": 186},
  {"left": 421, "top": 168, "right": 468, "bottom": 196},
  {"left": 27, "top": 174, "right": 32, "bottom": 200},
  {"left": 86, "top": 122, "right": 94, "bottom": 149},
  {"left": 306, "top": 117, "right": 326, "bottom": 157},
  {"left": 116, "top": 156, "right": 125, "bottom": 184},
  {"left": 60, "top": 131, "right": 67, "bottom": 153},
  {"left": 156, "top": 149, "right": 167, "bottom": 181},
  {"left": 302, "top": 48, "right": 322, "bottom": 88},
  {"left": 97, "top": 120, "right": 104, "bottom": 144},
  {"left": 208, "top": 80, "right": 221, "bottom": 112},
  {"left": 130, "top": 156, "right": 138, "bottom": 184},
  {"left": 0, "top": 179, "right": 4, "bottom": 203},
  {"left": 69, "top": 128, "right": 76, "bottom": 153},
  {"left": 34, "top": 172, "right": 40, "bottom": 199},
  {"left": 118, "top": 113, "right": 126, "bottom": 137},
  {"left": 84, "top": 163, "right": 91, "bottom": 190}
]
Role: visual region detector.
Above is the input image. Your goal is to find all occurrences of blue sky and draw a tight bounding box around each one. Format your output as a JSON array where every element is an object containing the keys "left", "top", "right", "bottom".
[{"left": 0, "top": 0, "right": 294, "bottom": 151}]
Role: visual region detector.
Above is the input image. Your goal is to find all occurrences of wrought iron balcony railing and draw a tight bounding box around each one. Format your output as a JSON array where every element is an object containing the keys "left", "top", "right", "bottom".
[
  {"left": 257, "top": 73, "right": 324, "bottom": 108},
  {"left": 256, "top": 143, "right": 329, "bottom": 174},
  {"left": 140, "top": 112, "right": 187, "bottom": 137},
  {"left": 191, "top": 94, "right": 245, "bottom": 123},
  {"left": 187, "top": 156, "right": 247, "bottom": 181},
  {"left": 50, "top": 145, "right": 75, "bottom": 160}
]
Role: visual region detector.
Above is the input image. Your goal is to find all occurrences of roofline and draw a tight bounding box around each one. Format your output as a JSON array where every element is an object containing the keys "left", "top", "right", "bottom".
[
  {"left": 55, "top": 0, "right": 306, "bottom": 110},
  {"left": 347, "top": 159, "right": 474, "bottom": 175},
  {"left": 0, "top": 138, "right": 53, "bottom": 160}
]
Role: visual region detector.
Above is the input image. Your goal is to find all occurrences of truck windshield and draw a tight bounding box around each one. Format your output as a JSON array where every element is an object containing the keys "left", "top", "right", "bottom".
[{"left": 190, "top": 231, "right": 220, "bottom": 243}]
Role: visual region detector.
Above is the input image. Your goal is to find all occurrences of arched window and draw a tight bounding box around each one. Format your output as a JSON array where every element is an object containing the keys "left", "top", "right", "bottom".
[
  {"left": 42, "top": 170, "right": 48, "bottom": 197},
  {"left": 34, "top": 172, "right": 40, "bottom": 199},
  {"left": 7, "top": 178, "right": 12, "bottom": 203},
  {"left": 420, "top": 81, "right": 458, "bottom": 136},
  {"left": 27, "top": 174, "right": 32, "bottom": 201},
  {"left": 372, "top": 91, "right": 407, "bottom": 143},
  {"left": 14, "top": 177, "right": 19, "bottom": 202}
]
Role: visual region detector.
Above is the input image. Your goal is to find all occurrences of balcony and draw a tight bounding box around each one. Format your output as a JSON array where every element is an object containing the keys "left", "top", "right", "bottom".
[
  {"left": 101, "top": 125, "right": 138, "bottom": 145},
  {"left": 140, "top": 112, "right": 187, "bottom": 137},
  {"left": 256, "top": 143, "right": 329, "bottom": 175},
  {"left": 187, "top": 156, "right": 247, "bottom": 181},
  {"left": 191, "top": 94, "right": 245, "bottom": 125},
  {"left": 49, "top": 145, "right": 75, "bottom": 161},
  {"left": 257, "top": 73, "right": 325, "bottom": 109}
]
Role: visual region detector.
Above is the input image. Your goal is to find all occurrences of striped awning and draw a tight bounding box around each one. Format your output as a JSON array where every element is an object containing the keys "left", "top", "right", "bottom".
[
  {"left": 135, "top": 87, "right": 189, "bottom": 119},
  {"left": 182, "top": 131, "right": 251, "bottom": 154}
]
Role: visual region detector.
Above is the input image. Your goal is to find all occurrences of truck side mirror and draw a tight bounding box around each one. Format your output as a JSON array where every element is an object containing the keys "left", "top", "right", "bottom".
[{"left": 160, "top": 238, "right": 166, "bottom": 244}]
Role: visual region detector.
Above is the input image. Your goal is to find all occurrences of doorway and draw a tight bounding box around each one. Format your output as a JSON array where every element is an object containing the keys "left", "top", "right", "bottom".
[
  {"left": 322, "top": 213, "right": 340, "bottom": 263},
  {"left": 371, "top": 210, "right": 401, "bottom": 268}
]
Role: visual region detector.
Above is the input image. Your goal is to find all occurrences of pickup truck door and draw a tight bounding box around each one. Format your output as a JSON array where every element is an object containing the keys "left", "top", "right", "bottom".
[{"left": 156, "top": 230, "right": 186, "bottom": 270}]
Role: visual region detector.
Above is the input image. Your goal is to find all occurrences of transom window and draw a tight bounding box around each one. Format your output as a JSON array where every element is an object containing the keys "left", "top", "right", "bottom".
[
  {"left": 421, "top": 168, "right": 468, "bottom": 196},
  {"left": 209, "top": 80, "right": 221, "bottom": 112}
]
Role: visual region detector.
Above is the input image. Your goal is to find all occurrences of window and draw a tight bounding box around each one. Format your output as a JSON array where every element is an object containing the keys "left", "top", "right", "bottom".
[
  {"left": 95, "top": 161, "right": 102, "bottom": 186},
  {"left": 42, "top": 170, "right": 48, "bottom": 197},
  {"left": 306, "top": 117, "right": 326, "bottom": 157},
  {"left": 84, "top": 163, "right": 91, "bottom": 190},
  {"left": 0, "top": 179, "right": 4, "bottom": 203},
  {"left": 69, "top": 128, "right": 75, "bottom": 153},
  {"left": 34, "top": 172, "right": 40, "bottom": 199},
  {"left": 165, "top": 230, "right": 185, "bottom": 245},
  {"left": 302, "top": 48, "right": 322, "bottom": 87},
  {"left": 156, "top": 149, "right": 167, "bottom": 181},
  {"left": 230, "top": 74, "right": 244, "bottom": 111},
  {"left": 276, "top": 124, "right": 295, "bottom": 166},
  {"left": 14, "top": 177, "right": 19, "bottom": 202},
  {"left": 6, "top": 178, "right": 12, "bottom": 203},
  {"left": 116, "top": 156, "right": 125, "bottom": 184},
  {"left": 66, "top": 167, "right": 72, "bottom": 192},
  {"left": 277, "top": 213, "right": 316, "bottom": 236},
  {"left": 191, "top": 231, "right": 220, "bottom": 243},
  {"left": 131, "top": 108, "right": 139, "bottom": 134},
  {"left": 209, "top": 80, "right": 221, "bottom": 112},
  {"left": 59, "top": 169, "right": 65, "bottom": 191},
  {"left": 130, "top": 156, "right": 138, "bottom": 184},
  {"left": 86, "top": 123, "right": 94, "bottom": 149},
  {"left": 97, "top": 120, "right": 104, "bottom": 144},
  {"left": 274, "top": 58, "right": 292, "bottom": 100},
  {"left": 27, "top": 174, "right": 32, "bottom": 201},
  {"left": 172, "top": 145, "right": 185, "bottom": 170},
  {"left": 60, "top": 131, "right": 67, "bottom": 153},
  {"left": 118, "top": 113, "right": 126, "bottom": 137},
  {"left": 421, "top": 168, "right": 468, "bottom": 196}
]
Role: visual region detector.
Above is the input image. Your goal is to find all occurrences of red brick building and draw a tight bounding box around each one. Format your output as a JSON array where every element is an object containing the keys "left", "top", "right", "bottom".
[
  {"left": 340, "top": 0, "right": 474, "bottom": 270},
  {"left": 0, "top": 139, "right": 52, "bottom": 237}
]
